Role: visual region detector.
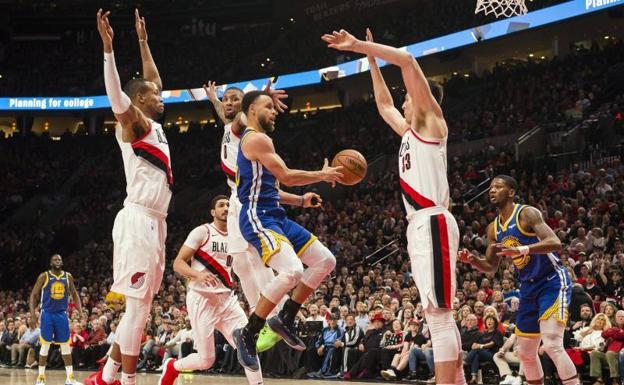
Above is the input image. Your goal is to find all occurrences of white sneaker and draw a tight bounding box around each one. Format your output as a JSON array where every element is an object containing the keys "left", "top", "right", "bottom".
[
  {"left": 35, "top": 375, "right": 46, "bottom": 385},
  {"left": 511, "top": 376, "right": 522, "bottom": 385},
  {"left": 380, "top": 369, "right": 396, "bottom": 380},
  {"left": 500, "top": 375, "right": 518, "bottom": 385},
  {"left": 65, "top": 374, "right": 82, "bottom": 385},
  {"left": 425, "top": 376, "right": 436, "bottom": 383}
]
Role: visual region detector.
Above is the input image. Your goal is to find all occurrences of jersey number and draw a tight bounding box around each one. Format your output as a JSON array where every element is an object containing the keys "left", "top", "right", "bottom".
[
  {"left": 401, "top": 153, "right": 411, "bottom": 173},
  {"left": 226, "top": 255, "right": 233, "bottom": 267},
  {"left": 223, "top": 145, "right": 227, "bottom": 159}
]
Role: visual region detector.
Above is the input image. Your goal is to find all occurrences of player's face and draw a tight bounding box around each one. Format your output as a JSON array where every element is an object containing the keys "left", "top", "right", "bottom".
[
  {"left": 50, "top": 255, "right": 63, "bottom": 269},
  {"left": 489, "top": 178, "right": 513, "bottom": 206},
  {"left": 139, "top": 82, "right": 164, "bottom": 118},
  {"left": 252, "top": 95, "right": 277, "bottom": 132},
  {"left": 223, "top": 90, "right": 243, "bottom": 119},
  {"left": 211, "top": 199, "right": 229, "bottom": 222},
  {"left": 402, "top": 94, "right": 413, "bottom": 124}
]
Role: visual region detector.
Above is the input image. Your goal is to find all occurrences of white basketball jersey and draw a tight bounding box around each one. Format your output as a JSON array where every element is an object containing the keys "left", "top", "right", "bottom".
[
  {"left": 221, "top": 122, "right": 240, "bottom": 190},
  {"left": 186, "top": 223, "right": 234, "bottom": 295},
  {"left": 116, "top": 120, "right": 172, "bottom": 215},
  {"left": 398, "top": 128, "right": 450, "bottom": 217}
]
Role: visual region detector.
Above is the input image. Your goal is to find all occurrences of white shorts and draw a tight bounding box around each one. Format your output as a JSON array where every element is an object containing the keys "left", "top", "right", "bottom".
[
  {"left": 111, "top": 204, "right": 167, "bottom": 299},
  {"left": 186, "top": 289, "right": 247, "bottom": 360},
  {"left": 407, "top": 206, "right": 459, "bottom": 310},
  {"left": 227, "top": 190, "right": 248, "bottom": 254}
]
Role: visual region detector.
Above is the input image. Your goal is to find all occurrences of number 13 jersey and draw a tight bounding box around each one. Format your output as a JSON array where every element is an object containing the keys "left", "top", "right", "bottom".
[{"left": 398, "top": 128, "right": 450, "bottom": 218}]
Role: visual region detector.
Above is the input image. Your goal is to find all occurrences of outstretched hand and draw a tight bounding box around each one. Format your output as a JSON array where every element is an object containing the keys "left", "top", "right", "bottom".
[
  {"left": 263, "top": 79, "right": 288, "bottom": 113},
  {"left": 321, "top": 29, "right": 359, "bottom": 52},
  {"left": 96, "top": 9, "right": 114, "bottom": 53},
  {"left": 203, "top": 81, "right": 218, "bottom": 102},
  {"left": 321, "top": 158, "right": 344, "bottom": 188},
  {"left": 135, "top": 9, "right": 148, "bottom": 41},
  {"left": 457, "top": 248, "right": 476, "bottom": 265}
]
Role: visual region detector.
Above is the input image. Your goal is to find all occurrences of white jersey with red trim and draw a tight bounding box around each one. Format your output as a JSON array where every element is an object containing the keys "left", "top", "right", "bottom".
[
  {"left": 116, "top": 119, "right": 172, "bottom": 215},
  {"left": 398, "top": 129, "right": 450, "bottom": 218},
  {"left": 185, "top": 223, "right": 234, "bottom": 295},
  {"left": 221, "top": 122, "right": 240, "bottom": 190}
]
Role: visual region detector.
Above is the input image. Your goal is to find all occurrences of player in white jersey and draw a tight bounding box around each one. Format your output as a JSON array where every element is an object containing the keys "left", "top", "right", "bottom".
[
  {"left": 88, "top": 10, "right": 170, "bottom": 385},
  {"left": 158, "top": 195, "right": 263, "bottom": 385},
  {"left": 323, "top": 29, "right": 464, "bottom": 385},
  {"left": 203, "top": 81, "right": 293, "bottom": 352}
]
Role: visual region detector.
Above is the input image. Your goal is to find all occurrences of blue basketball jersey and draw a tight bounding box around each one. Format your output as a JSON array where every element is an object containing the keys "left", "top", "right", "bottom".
[
  {"left": 236, "top": 128, "right": 281, "bottom": 208},
  {"left": 41, "top": 271, "right": 69, "bottom": 312},
  {"left": 495, "top": 204, "right": 563, "bottom": 283}
]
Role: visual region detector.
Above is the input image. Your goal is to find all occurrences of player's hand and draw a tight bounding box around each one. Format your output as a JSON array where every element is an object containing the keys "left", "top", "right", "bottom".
[
  {"left": 496, "top": 247, "right": 523, "bottom": 258},
  {"left": 321, "top": 29, "right": 359, "bottom": 52},
  {"left": 135, "top": 9, "right": 147, "bottom": 41},
  {"left": 496, "top": 348, "right": 505, "bottom": 357},
  {"left": 365, "top": 28, "right": 374, "bottom": 60},
  {"left": 263, "top": 79, "right": 288, "bottom": 113},
  {"left": 457, "top": 248, "right": 476, "bottom": 265},
  {"left": 203, "top": 81, "right": 219, "bottom": 102},
  {"left": 96, "top": 9, "right": 114, "bottom": 53},
  {"left": 303, "top": 192, "right": 322, "bottom": 208},
  {"left": 195, "top": 271, "right": 220, "bottom": 287},
  {"left": 320, "top": 158, "right": 344, "bottom": 187}
]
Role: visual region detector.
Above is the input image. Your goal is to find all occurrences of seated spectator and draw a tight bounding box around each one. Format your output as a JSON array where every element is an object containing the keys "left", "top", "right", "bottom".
[
  {"left": 494, "top": 333, "right": 522, "bottom": 385},
  {"left": 307, "top": 314, "right": 344, "bottom": 378},
  {"left": 589, "top": 310, "right": 624, "bottom": 385},
  {"left": 83, "top": 319, "right": 108, "bottom": 368},
  {"left": 405, "top": 318, "right": 435, "bottom": 382},
  {"left": 465, "top": 315, "right": 503, "bottom": 384},
  {"left": 461, "top": 314, "right": 481, "bottom": 355},
  {"left": 69, "top": 321, "right": 88, "bottom": 368},
  {"left": 343, "top": 313, "right": 385, "bottom": 380},
  {"left": 334, "top": 314, "right": 364, "bottom": 376},
  {"left": 481, "top": 306, "right": 506, "bottom": 333},
  {"left": 0, "top": 320, "right": 18, "bottom": 364},
  {"left": 10, "top": 319, "right": 39, "bottom": 367},
  {"left": 379, "top": 320, "right": 404, "bottom": 376}
]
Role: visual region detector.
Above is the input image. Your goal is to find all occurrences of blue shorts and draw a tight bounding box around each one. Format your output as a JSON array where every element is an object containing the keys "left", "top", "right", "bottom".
[
  {"left": 239, "top": 204, "right": 316, "bottom": 264},
  {"left": 40, "top": 310, "right": 70, "bottom": 344},
  {"left": 515, "top": 267, "right": 572, "bottom": 337}
]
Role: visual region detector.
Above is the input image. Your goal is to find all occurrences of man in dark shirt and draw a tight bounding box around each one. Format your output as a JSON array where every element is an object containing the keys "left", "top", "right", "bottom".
[
  {"left": 343, "top": 313, "right": 385, "bottom": 380},
  {"left": 0, "top": 320, "right": 18, "bottom": 364},
  {"left": 460, "top": 314, "right": 481, "bottom": 353}
]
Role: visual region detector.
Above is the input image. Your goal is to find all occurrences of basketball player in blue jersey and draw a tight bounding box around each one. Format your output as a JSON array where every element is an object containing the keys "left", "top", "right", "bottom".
[
  {"left": 459, "top": 175, "right": 580, "bottom": 385},
  {"left": 232, "top": 90, "right": 343, "bottom": 371},
  {"left": 29, "top": 254, "right": 82, "bottom": 385}
]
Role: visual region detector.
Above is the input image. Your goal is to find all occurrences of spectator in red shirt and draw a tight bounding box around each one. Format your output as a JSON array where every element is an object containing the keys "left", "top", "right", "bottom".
[
  {"left": 69, "top": 321, "right": 88, "bottom": 368},
  {"left": 589, "top": 310, "right": 624, "bottom": 385}
]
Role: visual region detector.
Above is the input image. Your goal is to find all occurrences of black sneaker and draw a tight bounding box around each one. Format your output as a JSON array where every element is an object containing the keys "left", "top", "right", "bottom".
[
  {"left": 267, "top": 314, "right": 306, "bottom": 351},
  {"left": 233, "top": 327, "right": 259, "bottom": 371}
]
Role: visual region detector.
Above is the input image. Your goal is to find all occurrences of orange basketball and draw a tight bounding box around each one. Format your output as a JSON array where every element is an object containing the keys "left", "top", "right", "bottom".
[{"left": 331, "top": 149, "right": 367, "bottom": 185}]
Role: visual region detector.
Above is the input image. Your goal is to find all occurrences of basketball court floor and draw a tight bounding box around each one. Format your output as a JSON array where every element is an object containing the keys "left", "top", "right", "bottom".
[{"left": 0, "top": 368, "right": 383, "bottom": 385}]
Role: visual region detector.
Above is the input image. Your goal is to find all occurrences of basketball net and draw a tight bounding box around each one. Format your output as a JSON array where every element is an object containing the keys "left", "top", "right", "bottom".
[{"left": 475, "top": 0, "right": 527, "bottom": 18}]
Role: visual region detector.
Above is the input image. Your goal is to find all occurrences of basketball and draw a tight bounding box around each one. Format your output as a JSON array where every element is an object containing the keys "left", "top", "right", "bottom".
[{"left": 331, "top": 149, "right": 367, "bottom": 185}]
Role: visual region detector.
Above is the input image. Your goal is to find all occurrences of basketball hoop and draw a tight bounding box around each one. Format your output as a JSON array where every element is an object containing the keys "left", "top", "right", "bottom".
[{"left": 475, "top": 0, "right": 528, "bottom": 18}]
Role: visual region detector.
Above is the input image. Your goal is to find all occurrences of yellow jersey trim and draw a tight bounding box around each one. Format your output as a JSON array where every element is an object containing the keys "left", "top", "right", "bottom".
[
  {"left": 48, "top": 270, "right": 64, "bottom": 280},
  {"left": 260, "top": 230, "right": 293, "bottom": 265},
  {"left": 42, "top": 272, "right": 50, "bottom": 289},
  {"left": 497, "top": 204, "right": 519, "bottom": 232},
  {"left": 515, "top": 205, "right": 537, "bottom": 237},
  {"left": 514, "top": 327, "right": 540, "bottom": 337},
  {"left": 296, "top": 234, "right": 318, "bottom": 257}
]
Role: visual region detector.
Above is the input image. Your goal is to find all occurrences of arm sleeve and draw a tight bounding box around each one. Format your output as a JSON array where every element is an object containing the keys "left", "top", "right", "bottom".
[
  {"left": 183, "top": 226, "right": 208, "bottom": 251},
  {"left": 104, "top": 52, "right": 132, "bottom": 114}
]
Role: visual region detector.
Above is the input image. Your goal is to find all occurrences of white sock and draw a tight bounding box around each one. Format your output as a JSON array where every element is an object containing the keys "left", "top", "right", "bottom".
[
  {"left": 38, "top": 365, "right": 46, "bottom": 376},
  {"left": 102, "top": 358, "right": 121, "bottom": 384},
  {"left": 65, "top": 365, "right": 73, "bottom": 379},
  {"left": 121, "top": 372, "right": 136, "bottom": 385}
]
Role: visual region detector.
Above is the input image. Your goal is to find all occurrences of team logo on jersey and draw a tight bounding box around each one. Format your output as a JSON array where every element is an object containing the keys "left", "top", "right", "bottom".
[
  {"left": 50, "top": 282, "right": 66, "bottom": 300},
  {"left": 129, "top": 272, "right": 146, "bottom": 289},
  {"left": 502, "top": 236, "right": 530, "bottom": 269}
]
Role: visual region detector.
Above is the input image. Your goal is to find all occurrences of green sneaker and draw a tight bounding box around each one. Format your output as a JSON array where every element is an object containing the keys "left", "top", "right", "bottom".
[{"left": 256, "top": 324, "right": 282, "bottom": 352}]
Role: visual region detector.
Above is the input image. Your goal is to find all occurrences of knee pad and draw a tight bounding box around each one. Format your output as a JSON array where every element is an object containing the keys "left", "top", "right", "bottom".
[
  {"left": 60, "top": 343, "right": 71, "bottom": 355},
  {"left": 540, "top": 318, "right": 578, "bottom": 384},
  {"left": 39, "top": 343, "right": 50, "bottom": 356},
  {"left": 300, "top": 241, "right": 336, "bottom": 289},
  {"left": 117, "top": 297, "right": 151, "bottom": 356},
  {"left": 262, "top": 245, "right": 304, "bottom": 304},
  {"left": 424, "top": 308, "right": 460, "bottom": 362}
]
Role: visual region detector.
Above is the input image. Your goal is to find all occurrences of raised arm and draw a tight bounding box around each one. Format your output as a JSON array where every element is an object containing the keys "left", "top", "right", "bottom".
[
  {"left": 135, "top": 9, "right": 162, "bottom": 90},
  {"left": 97, "top": 9, "right": 149, "bottom": 143},
  {"left": 322, "top": 29, "right": 442, "bottom": 118},
  {"left": 365, "top": 29, "right": 408, "bottom": 136},
  {"left": 67, "top": 273, "right": 83, "bottom": 318},
  {"left": 29, "top": 273, "right": 46, "bottom": 326},
  {"left": 242, "top": 133, "right": 343, "bottom": 187},
  {"left": 203, "top": 81, "right": 228, "bottom": 124},
  {"left": 498, "top": 206, "right": 563, "bottom": 258}
]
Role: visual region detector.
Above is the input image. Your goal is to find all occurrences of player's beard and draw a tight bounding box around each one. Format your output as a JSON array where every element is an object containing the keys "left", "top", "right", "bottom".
[{"left": 259, "top": 115, "right": 275, "bottom": 133}]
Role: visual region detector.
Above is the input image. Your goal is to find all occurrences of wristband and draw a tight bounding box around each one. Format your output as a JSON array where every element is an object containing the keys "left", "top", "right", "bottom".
[
  {"left": 300, "top": 195, "right": 305, "bottom": 207},
  {"left": 518, "top": 245, "right": 530, "bottom": 255}
]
